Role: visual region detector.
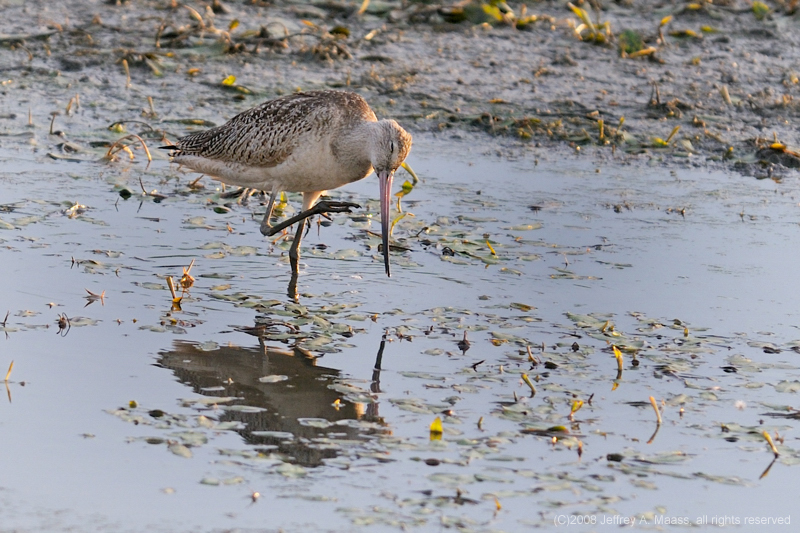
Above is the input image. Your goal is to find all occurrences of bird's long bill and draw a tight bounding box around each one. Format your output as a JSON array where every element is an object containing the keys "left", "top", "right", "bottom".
[{"left": 378, "top": 170, "right": 394, "bottom": 277}]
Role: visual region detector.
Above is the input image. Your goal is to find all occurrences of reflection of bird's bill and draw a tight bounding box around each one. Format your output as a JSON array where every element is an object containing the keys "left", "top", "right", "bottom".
[{"left": 378, "top": 170, "right": 394, "bottom": 277}]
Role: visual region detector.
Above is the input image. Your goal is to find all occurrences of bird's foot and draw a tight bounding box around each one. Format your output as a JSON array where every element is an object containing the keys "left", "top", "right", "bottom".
[
  {"left": 313, "top": 200, "right": 361, "bottom": 215},
  {"left": 220, "top": 187, "right": 248, "bottom": 199},
  {"left": 263, "top": 201, "right": 362, "bottom": 236}
]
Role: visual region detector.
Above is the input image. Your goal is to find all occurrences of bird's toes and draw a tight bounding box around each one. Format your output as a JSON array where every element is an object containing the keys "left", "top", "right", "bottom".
[{"left": 318, "top": 200, "right": 362, "bottom": 213}]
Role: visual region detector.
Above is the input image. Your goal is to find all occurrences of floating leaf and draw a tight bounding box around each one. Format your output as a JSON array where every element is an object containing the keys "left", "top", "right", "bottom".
[
  {"left": 521, "top": 374, "right": 536, "bottom": 395},
  {"left": 276, "top": 463, "right": 307, "bottom": 478},
  {"left": 167, "top": 442, "right": 192, "bottom": 458},
  {"left": 251, "top": 431, "right": 294, "bottom": 440},
  {"left": 258, "top": 375, "right": 289, "bottom": 383},
  {"left": 774, "top": 380, "right": 800, "bottom": 393},
  {"left": 430, "top": 416, "right": 443, "bottom": 440},
  {"left": 395, "top": 180, "right": 414, "bottom": 199}
]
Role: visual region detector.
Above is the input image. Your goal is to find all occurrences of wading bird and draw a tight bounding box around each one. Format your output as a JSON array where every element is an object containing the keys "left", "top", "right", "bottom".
[{"left": 162, "top": 90, "right": 412, "bottom": 279}]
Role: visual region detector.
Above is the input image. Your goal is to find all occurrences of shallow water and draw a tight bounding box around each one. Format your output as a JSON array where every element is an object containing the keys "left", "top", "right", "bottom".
[{"left": 1, "top": 137, "right": 799, "bottom": 532}]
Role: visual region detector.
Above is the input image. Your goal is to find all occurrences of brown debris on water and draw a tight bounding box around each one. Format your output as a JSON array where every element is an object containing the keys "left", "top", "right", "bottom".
[{"left": 104, "top": 134, "right": 152, "bottom": 166}]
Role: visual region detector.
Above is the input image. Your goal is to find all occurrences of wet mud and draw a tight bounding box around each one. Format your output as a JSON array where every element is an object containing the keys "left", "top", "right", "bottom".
[{"left": 2, "top": 0, "right": 800, "bottom": 176}]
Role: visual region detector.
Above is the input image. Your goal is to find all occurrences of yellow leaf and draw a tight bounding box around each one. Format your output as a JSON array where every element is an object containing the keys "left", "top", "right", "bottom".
[
  {"left": 753, "top": 1, "right": 770, "bottom": 20},
  {"left": 4, "top": 360, "right": 13, "bottom": 382},
  {"left": 394, "top": 180, "right": 414, "bottom": 198},
  {"left": 486, "top": 240, "right": 497, "bottom": 256},
  {"left": 661, "top": 125, "right": 680, "bottom": 145},
  {"left": 628, "top": 46, "right": 657, "bottom": 58},
  {"left": 482, "top": 4, "right": 503, "bottom": 22},
  {"left": 401, "top": 161, "right": 419, "bottom": 184},
  {"left": 613, "top": 345, "right": 623, "bottom": 372},
  {"left": 669, "top": 29, "right": 698, "bottom": 38},
  {"left": 229, "top": 19, "right": 239, "bottom": 31},
  {"left": 660, "top": 15, "right": 673, "bottom": 27},
  {"left": 221, "top": 75, "right": 236, "bottom": 86},
  {"left": 390, "top": 212, "right": 406, "bottom": 236},
  {"left": 521, "top": 374, "right": 536, "bottom": 395},
  {"left": 568, "top": 3, "right": 594, "bottom": 30},
  {"left": 430, "top": 416, "right": 443, "bottom": 440},
  {"left": 763, "top": 430, "right": 779, "bottom": 456},
  {"left": 571, "top": 400, "right": 584, "bottom": 414}
]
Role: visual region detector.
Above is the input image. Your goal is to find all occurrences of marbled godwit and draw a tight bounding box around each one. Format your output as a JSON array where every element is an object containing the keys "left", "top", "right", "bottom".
[{"left": 162, "top": 90, "right": 412, "bottom": 277}]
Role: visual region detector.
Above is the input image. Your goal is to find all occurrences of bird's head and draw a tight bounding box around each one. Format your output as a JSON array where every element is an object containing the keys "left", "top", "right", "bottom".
[
  {"left": 371, "top": 120, "right": 412, "bottom": 278},
  {"left": 371, "top": 119, "right": 413, "bottom": 176}
]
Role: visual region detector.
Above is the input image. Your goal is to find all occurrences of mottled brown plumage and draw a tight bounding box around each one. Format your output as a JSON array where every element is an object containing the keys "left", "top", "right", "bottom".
[{"left": 165, "top": 90, "right": 412, "bottom": 277}]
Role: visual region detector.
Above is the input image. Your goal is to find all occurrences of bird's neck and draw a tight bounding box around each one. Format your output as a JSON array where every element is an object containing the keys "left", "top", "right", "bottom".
[{"left": 333, "top": 119, "right": 379, "bottom": 174}]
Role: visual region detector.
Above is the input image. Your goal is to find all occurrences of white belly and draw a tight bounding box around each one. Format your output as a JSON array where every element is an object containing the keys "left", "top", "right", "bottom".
[{"left": 173, "top": 142, "right": 373, "bottom": 193}]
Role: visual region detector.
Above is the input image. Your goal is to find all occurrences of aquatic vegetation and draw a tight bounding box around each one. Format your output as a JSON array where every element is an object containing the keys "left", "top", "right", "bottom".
[
  {"left": 618, "top": 29, "right": 645, "bottom": 55},
  {"left": 568, "top": 2, "right": 612, "bottom": 45}
]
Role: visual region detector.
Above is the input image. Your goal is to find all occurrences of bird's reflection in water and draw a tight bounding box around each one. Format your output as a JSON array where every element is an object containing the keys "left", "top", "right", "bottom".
[{"left": 157, "top": 339, "right": 388, "bottom": 467}]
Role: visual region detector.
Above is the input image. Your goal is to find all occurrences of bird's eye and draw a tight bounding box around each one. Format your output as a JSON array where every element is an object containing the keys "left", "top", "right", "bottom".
[{"left": 390, "top": 141, "right": 394, "bottom": 153}]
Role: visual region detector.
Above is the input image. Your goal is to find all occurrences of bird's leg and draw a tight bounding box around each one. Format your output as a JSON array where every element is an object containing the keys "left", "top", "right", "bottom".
[
  {"left": 259, "top": 186, "right": 279, "bottom": 237},
  {"left": 288, "top": 218, "right": 306, "bottom": 275},
  {"left": 264, "top": 200, "right": 361, "bottom": 237},
  {"left": 287, "top": 269, "right": 299, "bottom": 302}
]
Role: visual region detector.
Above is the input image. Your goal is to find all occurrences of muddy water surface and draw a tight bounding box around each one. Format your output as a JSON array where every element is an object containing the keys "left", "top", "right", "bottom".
[{"left": 1, "top": 138, "right": 799, "bottom": 531}]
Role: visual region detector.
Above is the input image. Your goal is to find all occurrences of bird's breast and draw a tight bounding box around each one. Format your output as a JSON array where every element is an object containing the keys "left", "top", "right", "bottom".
[{"left": 270, "top": 139, "right": 373, "bottom": 192}]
